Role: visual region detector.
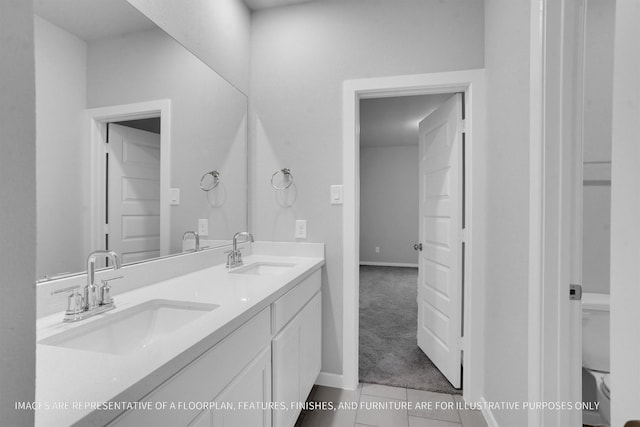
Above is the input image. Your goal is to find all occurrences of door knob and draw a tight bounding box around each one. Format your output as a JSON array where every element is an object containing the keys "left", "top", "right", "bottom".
[{"left": 413, "top": 243, "right": 423, "bottom": 251}]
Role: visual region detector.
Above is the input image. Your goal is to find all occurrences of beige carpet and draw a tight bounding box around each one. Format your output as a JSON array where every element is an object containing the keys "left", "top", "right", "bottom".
[{"left": 359, "top": 265, "right": 461, "bottom": 395}]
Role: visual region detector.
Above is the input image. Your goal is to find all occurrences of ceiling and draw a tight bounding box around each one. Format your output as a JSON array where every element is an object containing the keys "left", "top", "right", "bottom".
[
  {"left": 243, "top": 0, "right": 316, "bottom": 11},
  {"left": 33, "top": 0, "right": 157, "bottom": 42},
  {"left": 359, "top": 94, "right": 453, "bottom": 148}
]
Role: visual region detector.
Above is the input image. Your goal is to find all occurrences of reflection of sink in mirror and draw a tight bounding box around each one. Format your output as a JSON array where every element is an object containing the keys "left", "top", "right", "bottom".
[
  {"left": 39, "top": 300, "right": 219, "bottom": 355},
  {"left": 230, "top": 262, "right": 296, "bottom": 276}
]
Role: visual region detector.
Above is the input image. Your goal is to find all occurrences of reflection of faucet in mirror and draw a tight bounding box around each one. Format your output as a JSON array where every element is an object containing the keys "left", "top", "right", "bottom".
[
  {"left": 51, "top": 250, "right": 122, "bottom": 322},
  {"left": 226, "top": 232, "right": 254, "bottom": 269},
  {"left": 183, "top": 231, "right": 200, "bottom": 252}
]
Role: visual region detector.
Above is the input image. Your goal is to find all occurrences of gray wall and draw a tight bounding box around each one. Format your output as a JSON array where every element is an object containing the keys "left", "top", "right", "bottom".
[
  {"left": 483, "top": 0, "right": 531, "bottom": 425},
  {"left": 250, "top": 0, "right": 484, "bottom": 376},
  {"left": 34, "top": 15, "right": 87, "bottom": 278},
  {"left": 582, "top": 0, "right": 615, "bottom": 294},
  {"left": 360, "top": 146, "right": 419, "bottom": 265},
  {"left": 0, "top": 0, "right": 36, "bottom": 424},
  {"left": 126, "top": 0, "right": 251, "bottom": 94},
  {"left": 583, "top": 0, "right": 615, "bottom": 164}
]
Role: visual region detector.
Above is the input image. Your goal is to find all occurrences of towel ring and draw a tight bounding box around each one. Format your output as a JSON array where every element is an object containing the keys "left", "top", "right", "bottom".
[
  {"left": 200, "top": 170, "right": 220, "bottom": 191},
  {"left": 271, "top": 168, "right": 294, "bottom": 190}
]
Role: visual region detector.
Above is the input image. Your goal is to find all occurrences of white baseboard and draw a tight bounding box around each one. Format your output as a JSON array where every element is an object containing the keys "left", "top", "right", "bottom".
[
  {"left": 315, "top": 372, "right": 348, "bottom": 389},
  {"left": 480, "top": 397, "right": 499, "bottom": 427},
  {"left": 359, "top": 261, "right": 419, "bottom": 268}
]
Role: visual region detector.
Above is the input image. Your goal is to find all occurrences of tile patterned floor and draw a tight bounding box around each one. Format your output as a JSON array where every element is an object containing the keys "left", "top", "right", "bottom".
[{"left": 296, "top": 383, "right": 488, "bottom": 427}]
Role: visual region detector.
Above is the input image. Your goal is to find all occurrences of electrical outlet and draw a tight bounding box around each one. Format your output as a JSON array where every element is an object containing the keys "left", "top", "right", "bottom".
[
  {"left": 198, "top": 219, "right": 209, "bottom": 236},
  {"left": 375, "top": 246, "right": 380, "bottom": 253},
  {"left": 295, "top": 220, "right": 307, "bottom": 239}
]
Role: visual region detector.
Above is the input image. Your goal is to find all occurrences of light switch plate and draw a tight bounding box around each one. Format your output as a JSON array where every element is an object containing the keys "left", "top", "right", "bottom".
[
  {"left": 295, "top": 220, "right": 307, "bottom": 239},
  {"left": 169, "top": 188, "right": 180, "bottom": 205},
  {"left": 330, "top": 185, "right": 343, "bottom": 205},
  {"left": 198, "top": 218, "right": 209, "bottom": 236}
]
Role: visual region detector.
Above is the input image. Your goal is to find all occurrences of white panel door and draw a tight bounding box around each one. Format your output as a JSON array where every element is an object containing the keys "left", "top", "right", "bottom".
[
  {"left": 416, "top": 94, "right": 463, "bottom": 388},
  {"left": 108, "top": 124, "right": 161, "bottom": 264}
]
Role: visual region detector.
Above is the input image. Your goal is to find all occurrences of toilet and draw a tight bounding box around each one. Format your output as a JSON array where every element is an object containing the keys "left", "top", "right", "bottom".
[{"left": 582, "top": 292, "right": 611, "bottom": 426}]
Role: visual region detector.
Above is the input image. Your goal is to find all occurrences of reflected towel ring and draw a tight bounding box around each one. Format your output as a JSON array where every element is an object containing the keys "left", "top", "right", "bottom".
[
  {"left": 200, "top": 170, "right": 220, "bottom": 191},
  {"left": 271, "top": 168, "right": 294, "bottom": 190}
]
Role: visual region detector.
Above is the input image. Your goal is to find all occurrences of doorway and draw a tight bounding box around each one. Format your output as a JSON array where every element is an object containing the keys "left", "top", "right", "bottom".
[
  {"left": 86, "top": 99, "right": 172, "bottom": 266},
  {"left": 341, "top": 69, "right": 486, "bottom": 405},
  {"left": 358, "top": 93, "right": 462, "bottom": 394}
]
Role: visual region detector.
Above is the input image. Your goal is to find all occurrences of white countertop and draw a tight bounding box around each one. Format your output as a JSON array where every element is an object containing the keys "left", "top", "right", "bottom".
[{"left": 35, "top": 254, "right": 324, "bottom": 427}]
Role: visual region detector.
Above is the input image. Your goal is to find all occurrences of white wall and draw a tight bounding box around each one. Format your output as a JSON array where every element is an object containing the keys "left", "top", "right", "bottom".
[
  {"left": 483, "top": 1, "right": 530, "bottom": 425},
  {"left": 610, "top": 1, "right": 640, "bottom": 425},
  {"left": 360, "top": 146, "right": 418, "bottom": 265},
  {"left": 87, "top": 28, "right": 247, "bottom": 255},
  {"left": 581, "top": 0, "right": 615, "bottom": 295},
  {"left": 34, "top": 16, "right": 87, "bottom": 279},
  {"left": 0, "top": 0, "right": 36, "bottom": 424},
  {"left": 126, "top": 0, "right": 251, "bottom": 94},
  {"left": 250, "top": 0, "right": 484, "bottom": 376}
]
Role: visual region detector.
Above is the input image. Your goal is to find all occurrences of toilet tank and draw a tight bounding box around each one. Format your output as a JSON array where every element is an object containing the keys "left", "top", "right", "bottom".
[{"left": 582, "top": 292, "right": 610, "bottom": 372}]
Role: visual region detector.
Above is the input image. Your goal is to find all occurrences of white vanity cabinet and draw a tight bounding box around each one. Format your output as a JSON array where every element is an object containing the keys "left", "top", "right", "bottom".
[
  {"left": 110, "top": 308, "right": 272, "bottom": 427},
  {"left": 271, "top": 270, "right": 322, "bottom": 427},
  {"left": 107, "top": 267, "right": 322, "bottom": 427}
]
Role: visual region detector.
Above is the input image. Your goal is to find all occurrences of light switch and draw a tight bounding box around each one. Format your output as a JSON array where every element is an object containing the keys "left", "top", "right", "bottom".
[
  {"left": 330, "top": 185, "right": 343, "bottom": 205},
  {"left": 295, "top": 220, "right": 307, "bottom": 239},
  {"left": 198, "top": 219, "right": 209, "bottom": 236},
  {"left": 169, "top": 188, "right": 180, "bottom": 205}
]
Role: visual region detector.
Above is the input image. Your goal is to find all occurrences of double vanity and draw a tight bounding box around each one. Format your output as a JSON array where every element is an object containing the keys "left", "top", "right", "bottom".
[{"left": 36, "top": 242, "right": 324, "bottom": 427}]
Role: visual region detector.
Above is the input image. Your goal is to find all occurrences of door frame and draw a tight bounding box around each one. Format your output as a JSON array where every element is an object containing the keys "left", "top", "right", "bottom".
[
  {"left": 528, "top": 0, "right": 585, "bottom": 425},
  {"left": 340, "top": 69, "right": 486, "bottom": 404},
  {"left": 85, "top": 99, "right": 172, "bottom": 259}
]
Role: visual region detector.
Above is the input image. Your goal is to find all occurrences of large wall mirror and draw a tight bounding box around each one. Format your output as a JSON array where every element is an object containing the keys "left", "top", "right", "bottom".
[{"left": 34, "top": 0, "right": 248, "bottom": 280}]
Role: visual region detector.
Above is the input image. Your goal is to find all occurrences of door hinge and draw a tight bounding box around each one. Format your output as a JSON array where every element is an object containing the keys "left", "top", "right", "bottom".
[
  {"left": 459, "top": 229, "right": 467, "bottom": 242},
  {"left": 103, "top": 224, "right": 109, "bottom": 234},
  {"left": 458, "top": 337, "right": 465, "bottom": 350},
  {"left": 458, "top": 119, "right": 466, "bottom": 133},
  {"left": 569, "top": 284, "right": 582, "bottom": 301}
]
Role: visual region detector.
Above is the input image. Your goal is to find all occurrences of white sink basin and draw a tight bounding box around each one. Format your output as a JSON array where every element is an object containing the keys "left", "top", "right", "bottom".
[
  {"left": 39, "top": 299, "right": 219, "bottom": 355},
  {"left": 229, "top": 262, "right": 296, "bottom": 276}
]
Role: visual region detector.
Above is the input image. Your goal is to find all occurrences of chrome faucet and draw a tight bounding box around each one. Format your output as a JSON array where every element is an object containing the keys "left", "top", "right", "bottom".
[
  {"left": 226, "top": 231, "right": 254, "bottom": 269},
  {"left": 183, "top": 230, "right": 200, "bottom": 252},
  {"left": 51, "top": 250, "right": 122, "bottom": 322}
]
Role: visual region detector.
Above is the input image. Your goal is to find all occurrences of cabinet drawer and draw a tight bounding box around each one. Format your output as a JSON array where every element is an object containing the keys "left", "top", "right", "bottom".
[
  {"left": 272, "top": 269, "right": 320, "bottom": 333},
  {"left": 111, "top": 307, "right": 271, "bottom": 427}
]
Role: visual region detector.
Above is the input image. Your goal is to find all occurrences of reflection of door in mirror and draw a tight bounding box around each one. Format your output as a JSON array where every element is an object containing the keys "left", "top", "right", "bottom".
[
  {"left": 107, "top": 122, "right": 161, "bottom": 266},
  {"left": 34, "top": 0, "right": 249, "bottom": 281}
]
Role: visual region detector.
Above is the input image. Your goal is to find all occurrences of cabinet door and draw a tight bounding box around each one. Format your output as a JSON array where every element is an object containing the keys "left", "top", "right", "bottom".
[
  {"left": 189, "top": 410, "right": 212, "bottom": 427},
  {"left": 299, "top": 293, "right": 322, "bottom": 396},
  {"left": 212, "top": 347, "right": 271, "bottom": 427},
  {"left": 272, "top": 292, "right": 322, "bottom": 427},
  {"left": 272, "top": 314, "right": 301, "bottom": 427}
]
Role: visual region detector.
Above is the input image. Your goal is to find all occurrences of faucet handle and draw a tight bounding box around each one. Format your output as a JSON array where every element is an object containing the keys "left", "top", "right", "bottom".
[
  {"left": 51, "top": 286, "right": 84, "bottom": 317},
  {"left": 100, "top": 276, "right": 123, "bottom": 305},
  {"left": 51, "top": 285, "right": 80, "bottom": 296}
]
